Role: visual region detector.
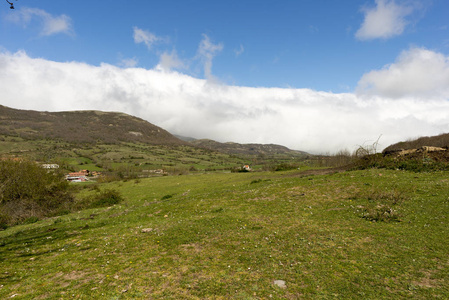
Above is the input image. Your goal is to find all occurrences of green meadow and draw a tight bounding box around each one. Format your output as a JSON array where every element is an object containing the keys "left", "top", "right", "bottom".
[
  {"left": 0, "top": 137, "right": 308, "bottom": 175},
  {"left": 1, "top": 168, "right": 448, "bottom": 299}
]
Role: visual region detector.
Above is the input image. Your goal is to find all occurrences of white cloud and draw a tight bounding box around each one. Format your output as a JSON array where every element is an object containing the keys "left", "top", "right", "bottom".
[
  {"left": 119, "top": 57, "right": 138, "bottom": 68},
  {"left": 355, "top": 0, "right": 414, "bottom": 40},
  {"left": 133, "top": 27, "right": 166, "bottom": 50},
  {"left": 157, "top": 50, "right": 186, "bottom": 71},
  {"left": 6, "top": 7, "right": 74, "bottom": 36},
  {"left": 234, "top": 44, "right": 244, "bottom": 57},
  {"left": 357, "top": 47, "right": 449, "bottom": 99},
  {"left": 197, "top": 34, "right": 223, "bottom": 80},
  {"left": 1, "top": 50, "right": 449, "bottom": 154}
]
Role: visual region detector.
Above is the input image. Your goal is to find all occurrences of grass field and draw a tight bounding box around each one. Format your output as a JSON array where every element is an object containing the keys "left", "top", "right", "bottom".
[
  {"left": 0, "top": 136, "right": 311, "bottom": 176},
  {"left": 1, "top": 168, "right": 448, "bottom": 299}
]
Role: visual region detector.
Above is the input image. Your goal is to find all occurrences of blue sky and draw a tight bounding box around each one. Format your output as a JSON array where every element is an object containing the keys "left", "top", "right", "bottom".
[{"left": 1, "top": 0, "right": 449, "bottom": 153}]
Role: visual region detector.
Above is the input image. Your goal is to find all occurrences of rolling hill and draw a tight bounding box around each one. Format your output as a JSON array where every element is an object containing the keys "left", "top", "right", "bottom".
[
  {"left": 0, "top": 105, "right": 308, "bottom": 157},
  {"left": 383, "top": 133, "right": 449, "bottom": 153},
  {"left": 0, "top": 105, "right": 311, "bottom": 173},
  {"left": 190, "top": 139, "right": 308, "bottom": 156},
  {"left": 0, "top": 105, "right": 185, "bottom": 145}
]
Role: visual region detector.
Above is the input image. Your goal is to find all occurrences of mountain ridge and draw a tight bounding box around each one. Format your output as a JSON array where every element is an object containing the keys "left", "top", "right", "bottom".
[
  {"left": 0, "top": 105, "right": 308, "bottom": 156},
  {"left": 190, "top": 139, "right": 308, "bottom": 156},
  {"left": 0, "top": 105, "right": 185, "bottom": 145}
]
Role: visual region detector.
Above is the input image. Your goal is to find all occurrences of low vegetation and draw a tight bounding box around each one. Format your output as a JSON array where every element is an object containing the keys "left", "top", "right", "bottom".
[
  {"left": 0, "top": 134, "right": 313, "bottom": 178},
  {"left": 0, "top": 159, "right": 73, "bottom": 227},
  {"left": 351, "top": 188, "right": 408, "bottom": 222},
  {"left": 0, "top": 160, "right": 124, "bottom": 228},
  {"left": 1, "top": 168, "right": 448, "bottom": 298},
  {"left": 353, "top": 152, "right": 449, "bottom": 172}
]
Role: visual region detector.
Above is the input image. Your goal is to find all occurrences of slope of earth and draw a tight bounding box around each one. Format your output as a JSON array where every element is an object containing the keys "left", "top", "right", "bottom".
[
  {"left": 1, "top": 169, "right": 448, "bottom": 299},
  {"left": 0, "top": 135, "right": 252, "bottom": 174},
  {"left": 190, "top": 139, "right": 308, "bottom": 157},
  {"left": 0, "top": 105, "right": 313, "bottom": 174},
  {"left": 0, "top": 105, "right": 185, "bottom": 145},
  {"left": 384, "top": 133, "right": 449, "bottom": 153}
]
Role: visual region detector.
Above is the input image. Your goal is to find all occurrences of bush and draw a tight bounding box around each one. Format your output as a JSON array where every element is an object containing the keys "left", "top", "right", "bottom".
[
  {"left": 0, "top": 213, "right": 9, "bottom": 230},
  {"left": 272, "top": 163, "right": 299, "bottom": 171},
  {"left": 161, "top": 194, "right": 173, "bottom": 201},
  {"left": 89, "top": 189, "right": 123, "bottom": 208},
  {"left": 353, "top": 154, "right": 449, "bottom": 172},
  {"left": 0, "top": 159, "right": 73, "bottom": 225},
  {"left": 96, "top": 173, "right": 121, "bottom": 183}
]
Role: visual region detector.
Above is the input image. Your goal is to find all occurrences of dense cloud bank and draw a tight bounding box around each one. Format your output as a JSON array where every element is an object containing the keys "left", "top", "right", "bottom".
[{"left": 1, "top": 50, "right": 449, "bottom": 154}]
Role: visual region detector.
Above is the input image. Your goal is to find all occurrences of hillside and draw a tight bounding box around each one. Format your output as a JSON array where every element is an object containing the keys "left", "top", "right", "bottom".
[
  {"left": 383, "top": 133, "right": 449, "bottom": 153},
  {"left": 1, "top": 169, "right": 449, "bottom": 298},
  {"left": 190, "top": 139, "right": 308, "bottom": 157},
  {"left": 0, "top": 105, "right": 312, "bottom": 174},
  {"left": 0, "top": 105, "right": 185, "bottom": 145}
]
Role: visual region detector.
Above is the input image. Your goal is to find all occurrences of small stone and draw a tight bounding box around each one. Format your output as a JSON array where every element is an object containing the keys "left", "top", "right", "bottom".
[
  {"left": 141, "top": 228, "right": 153, "bottom": 233},
  {"left": 274, "top": 280, "right": 286, "bottom": 289}
]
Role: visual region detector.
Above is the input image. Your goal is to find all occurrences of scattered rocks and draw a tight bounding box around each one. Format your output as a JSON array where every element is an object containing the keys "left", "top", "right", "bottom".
[{"left": 274, "top": 280, "right": 286, "bottom": 289}]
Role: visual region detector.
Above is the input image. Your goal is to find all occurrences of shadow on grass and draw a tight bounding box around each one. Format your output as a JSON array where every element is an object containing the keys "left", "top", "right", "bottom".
[{"left": 0, "top": 215, "right": 108, "bottom": 264}]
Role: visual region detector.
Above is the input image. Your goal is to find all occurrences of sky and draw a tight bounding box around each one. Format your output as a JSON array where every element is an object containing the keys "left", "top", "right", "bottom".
[{"left": 0, "top": 0, "right": 449, "bottom": 153}]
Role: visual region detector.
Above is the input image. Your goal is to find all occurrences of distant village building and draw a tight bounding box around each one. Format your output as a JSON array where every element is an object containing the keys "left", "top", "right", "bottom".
[
  {"left": 66, "top": 174, "right": 88, "bottom": 182},
  {"left": 66, "top": 170, "right": 90, "bottom": 182},
  {"left": 42, "top": 164, "right": 60, "bottom": 169},
  {"left": 243, "top": 165, "right": 251, "bottom": 171},
  {"left": 143, "top": 169, "right": 168, "bottom": 175},
  {"left": 65, "top": 170, "right": 101, "bottom": 182}
]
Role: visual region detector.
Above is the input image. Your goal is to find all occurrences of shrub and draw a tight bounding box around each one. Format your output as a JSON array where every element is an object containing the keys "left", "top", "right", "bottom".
[
  {"left": 250, "top": 179, "right": 263, "bottom": 184},
  {"left": 161, "top": 194, "right": 174, "bottom": 201},
  {"left": 0, "top": 213, "right": 9, "bottom": 230},
  {"left": 353, "top": 154, "right": 449, "bottom": 172},
  {"left": 96, "top": 173, "right": 121, "bottom": 183},
  {"left": 273, "top": 163, "right": 299, "bottom": 171},
  {"left": 0, "top": 159, "right": 73, "bottom": 225},
  {"left": 23, "top": 216, "right": 40, "bottom": 224},
  {"left": 89, "top": 189, "right": 124, "bottom": 208}
]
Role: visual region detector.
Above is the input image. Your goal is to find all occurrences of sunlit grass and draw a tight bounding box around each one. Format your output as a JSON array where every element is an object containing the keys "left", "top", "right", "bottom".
[{"left": 1, "top": 169, "right": 448, "bottom": 298}]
